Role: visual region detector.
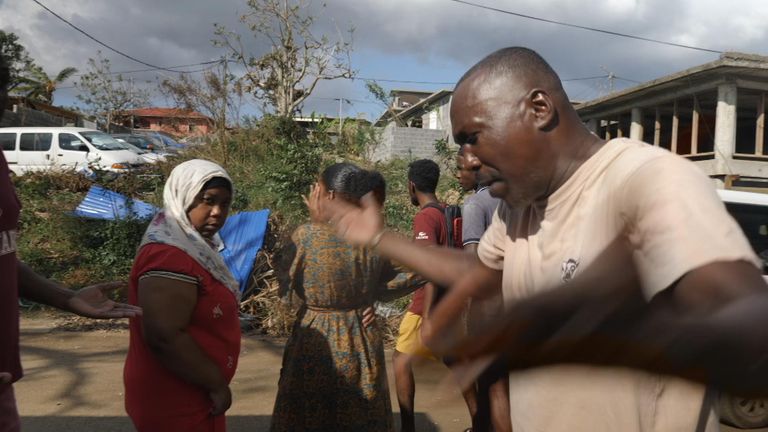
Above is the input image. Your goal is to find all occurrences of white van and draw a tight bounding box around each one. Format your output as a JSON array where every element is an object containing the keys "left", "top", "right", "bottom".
[{"left": 0, "top": 127, "right": 146, "bottom": 175}]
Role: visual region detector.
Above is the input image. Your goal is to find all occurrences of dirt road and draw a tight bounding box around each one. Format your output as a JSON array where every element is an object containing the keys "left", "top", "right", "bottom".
[
  {"left": 13, "top": 315, "right": 763, "bottom": 431},
  {"left": 14, "top": 315, "right": 472, "bottom": 432}
]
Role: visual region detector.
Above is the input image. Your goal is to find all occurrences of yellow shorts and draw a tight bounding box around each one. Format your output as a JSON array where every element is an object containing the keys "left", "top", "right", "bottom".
[{"left": 395, "top": 311, "right": 437, "bottom": 360}]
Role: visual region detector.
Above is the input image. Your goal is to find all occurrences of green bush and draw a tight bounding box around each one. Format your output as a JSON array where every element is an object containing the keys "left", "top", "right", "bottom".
[
  {"left": 12, "top": 120, "right": 464, "bottom": 317},
  {"left": 13, "top": 169, "right": 155, "bottom": 287}
]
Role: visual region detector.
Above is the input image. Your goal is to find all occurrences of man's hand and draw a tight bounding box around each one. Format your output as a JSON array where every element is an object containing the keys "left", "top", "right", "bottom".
[
  {"left": 302, "top": 182, "right": 323, "bottom": 223},
  {"left": 327, "top": 192, "right": 384, "bottom": 246},
  {"left": 361, "top": 306, "right": 376, "bottom": 328},
  {"left": 209, "top": 384, "right": 232, "bottom": 416},
  {"left": 67, "top": 281, "right": 142, "bottom": 319}
]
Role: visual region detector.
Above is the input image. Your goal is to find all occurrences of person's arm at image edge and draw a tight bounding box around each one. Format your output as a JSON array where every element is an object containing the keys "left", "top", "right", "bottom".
[
  {"left": 17, "top": 260, "right": 140, "bottom": 318},
  {"left": 138, "top": 276, "right": 231, "bottom": 415}
]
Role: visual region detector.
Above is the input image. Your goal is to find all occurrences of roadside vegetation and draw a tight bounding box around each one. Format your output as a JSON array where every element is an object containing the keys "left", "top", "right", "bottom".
[{"left": 15, "top": 118, "right": 461, "bottom": 338}]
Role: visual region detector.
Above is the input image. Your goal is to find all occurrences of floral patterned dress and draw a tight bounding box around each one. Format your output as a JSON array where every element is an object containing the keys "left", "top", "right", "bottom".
[{"left": 270, "top": 223, "right": 422, "bottom": 432}]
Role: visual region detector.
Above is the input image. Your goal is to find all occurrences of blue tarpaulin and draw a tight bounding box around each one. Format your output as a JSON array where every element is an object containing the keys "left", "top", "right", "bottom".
[
  {"left": 218, "top": 209, "right": 271, "bottom": 294},
  {"left": 75, "top": 185, "right": 271, "bottom": 294},
  {"left": 73, "top": 185, "right": 158, "bottom": 220}
]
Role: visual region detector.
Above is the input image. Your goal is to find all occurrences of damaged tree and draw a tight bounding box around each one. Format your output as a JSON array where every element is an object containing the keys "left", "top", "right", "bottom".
[
  {"left": 159, "top": 60, "right": 245, "bottom": 133},
  {"left": 215, "top": 0, "right": 354, "bottom": 117}
]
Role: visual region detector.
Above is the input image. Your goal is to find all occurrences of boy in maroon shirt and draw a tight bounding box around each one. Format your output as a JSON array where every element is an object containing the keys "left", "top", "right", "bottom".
[{"left": 393, "top": 159, "right": 478, "bottom": 432}]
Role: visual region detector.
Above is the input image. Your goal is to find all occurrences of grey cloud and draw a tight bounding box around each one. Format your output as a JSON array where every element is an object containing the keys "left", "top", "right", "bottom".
[{"left": 2, "top": 0, "right": 768, "bottom": 115}]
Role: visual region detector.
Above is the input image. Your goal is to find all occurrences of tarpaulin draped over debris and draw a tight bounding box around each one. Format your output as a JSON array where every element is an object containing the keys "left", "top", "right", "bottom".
[
  {"left": 74, "top": 185, "right": 270, "bottom": 293},
  {"left": 73, "top": 185, "right": 158, "bottom": 220},
  {"left": 218, "top": 210, "right": 271, "bottom": 294}
]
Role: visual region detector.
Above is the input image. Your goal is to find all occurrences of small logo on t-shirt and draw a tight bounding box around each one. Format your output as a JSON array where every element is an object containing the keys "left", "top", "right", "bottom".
[
  {"left": 212, "top": 303, "right": 223, "bottom": 319},
  {"left": 415, "top": 231, "right": 429, "bottom": 240},
  {"left": 561, "top": 258, "right": 580, "bottom": 282}
]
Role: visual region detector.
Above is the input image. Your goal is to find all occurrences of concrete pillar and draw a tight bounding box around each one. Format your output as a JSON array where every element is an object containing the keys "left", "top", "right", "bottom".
[
  {"left": 630, "top": 108, "right": 643, "bottom": 141},
  {"left": 714, "top": 82, "right": 738, "bottom": 173},
  {"left": 586, "top": 118, "right": 598, "bottom": 134}
]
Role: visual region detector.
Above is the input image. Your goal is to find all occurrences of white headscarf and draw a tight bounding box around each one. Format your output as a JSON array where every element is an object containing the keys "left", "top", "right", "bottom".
[{"left": 140, "top": 159, "right": 240, "bottom": 299}]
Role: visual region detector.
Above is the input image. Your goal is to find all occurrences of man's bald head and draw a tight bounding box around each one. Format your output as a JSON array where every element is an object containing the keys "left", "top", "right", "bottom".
[{"left": 456, "top": 47, "right": 566, "bottom": 100}]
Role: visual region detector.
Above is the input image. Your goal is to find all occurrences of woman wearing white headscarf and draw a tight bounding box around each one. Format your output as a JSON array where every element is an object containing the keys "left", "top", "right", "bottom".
[{"left": 124, "top": 159, "right": 241, "bottom": 432}]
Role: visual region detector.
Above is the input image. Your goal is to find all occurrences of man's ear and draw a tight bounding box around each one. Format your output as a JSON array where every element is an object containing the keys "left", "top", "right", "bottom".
[
  {"left": 328, "top": 190, "right": 336, "bottom": 201},
  {"left": 528, "top": 89, "right": 557, "bottom": 131}
]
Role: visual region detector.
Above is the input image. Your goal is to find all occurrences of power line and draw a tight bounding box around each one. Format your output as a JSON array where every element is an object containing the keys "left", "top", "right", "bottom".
[
  {"left": 70, "top": 60, "right": 222, "bottom": 77},
  {"left": 356, "top": 74, "right": 613, "bottom": 86},
  {"left": 615, "top": 76, "right": 642, "bottom": 84},
  {"left": 447, "top": 0, "right": 722, "bottom": 54},
  {"left": 30, "top": 0, "right": 206, "bottom": 73},
  {"left": 353, "top": 76, "right": 457, "bottom": 85},
  {"left": 309, "top": 96, "right": 381, "bottom": 105}
]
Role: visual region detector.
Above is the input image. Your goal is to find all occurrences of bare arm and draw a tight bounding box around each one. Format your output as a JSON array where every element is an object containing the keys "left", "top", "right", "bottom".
[
  {"left": 18, "top": 260, "right": 140, "bottom": 318},
  {"left": 327, "top": 192, "right": 474, "bottom": 285},
  {"left": 138, "top": 277, "right": 231, "bottom": 415},
  {"left": 435, "top": 238, "right": 768, "bottom": 397},
  {"left": 376, "top": 264, "right": 427, "bottom": 303},
  {"left": 422, "top": 257, "right": 503, "bottom": 351}
]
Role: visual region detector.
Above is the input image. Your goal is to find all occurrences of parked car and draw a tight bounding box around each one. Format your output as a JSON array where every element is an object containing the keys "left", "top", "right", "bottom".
[
  {"left": 131, "top": 129, "right": 186, "bottom": 150},
  {"left": 1, "top": 127, "right": 145, "bottom": 175},
  {"left": 112, "top": 138, "right": 165, "bottom": 164},
  {"left": 179, "top": 134, "right": 211, "bottom": 146},
  {"left": 716, "top": 188, "right": 768, "bottom": 429},
  {"left": 112, "top": 133, "right": 176, "bottom": 160}
]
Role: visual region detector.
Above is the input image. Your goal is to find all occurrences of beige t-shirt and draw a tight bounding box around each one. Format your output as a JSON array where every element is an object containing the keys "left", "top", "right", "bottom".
[{"left": 478, "top": 138, "right": 760, "bottom": 432}]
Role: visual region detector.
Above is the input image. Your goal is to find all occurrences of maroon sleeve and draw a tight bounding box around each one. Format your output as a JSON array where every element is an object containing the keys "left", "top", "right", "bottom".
[
  {"left": 412, "top": 208, "right": 442, "bottom": 247},
  {"left": 134, "top": 244, "right": 207, "bottom": 291}
]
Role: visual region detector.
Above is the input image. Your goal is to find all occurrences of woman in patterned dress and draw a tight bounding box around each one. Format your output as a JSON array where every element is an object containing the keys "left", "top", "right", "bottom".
[{"left": 270, "top": 163, "right": 423, "bottom": 432}]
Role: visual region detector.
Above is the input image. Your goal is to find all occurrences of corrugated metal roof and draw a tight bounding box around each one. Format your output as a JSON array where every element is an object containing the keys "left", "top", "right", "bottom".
[{"left": 73, "top": 185, "right": 157, "bottom": 220}]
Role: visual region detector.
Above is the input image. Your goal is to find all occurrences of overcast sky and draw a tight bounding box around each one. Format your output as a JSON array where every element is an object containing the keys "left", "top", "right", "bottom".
[{"left": 2, "top": 0, "right": 768, "bottom": 120}]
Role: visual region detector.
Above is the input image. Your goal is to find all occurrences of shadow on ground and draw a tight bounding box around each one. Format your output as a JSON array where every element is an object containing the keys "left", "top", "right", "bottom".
[{"left": 22, "top": 413, "right": 442, "bottom": 432}]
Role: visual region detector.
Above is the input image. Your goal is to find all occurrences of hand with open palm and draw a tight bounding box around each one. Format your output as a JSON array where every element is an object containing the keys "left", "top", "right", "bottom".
[{"left": 67, "top": 281, "right": 142, "bottom": 319}]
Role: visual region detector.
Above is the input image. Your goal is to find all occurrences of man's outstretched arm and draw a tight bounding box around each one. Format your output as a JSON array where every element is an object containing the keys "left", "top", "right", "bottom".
[
  {"left": 326, "top": 191, "right": 475, "bottom": 286},
  {"left": 425, "top": 238, "right": 768, "bottom": 397}
]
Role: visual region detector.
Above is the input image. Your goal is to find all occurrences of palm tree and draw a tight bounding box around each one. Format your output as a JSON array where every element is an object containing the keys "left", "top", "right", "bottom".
[{"left": 17, "top": 65, "right": 78, "bottom": 104}]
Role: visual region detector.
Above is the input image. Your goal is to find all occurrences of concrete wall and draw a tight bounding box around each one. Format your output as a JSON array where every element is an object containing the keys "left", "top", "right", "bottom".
[
  {"left": 0, "top": 106, "right": 72, "bottom": 128},
  {"left": 371, "top": 124, "right": 449, "bottom": 161}
]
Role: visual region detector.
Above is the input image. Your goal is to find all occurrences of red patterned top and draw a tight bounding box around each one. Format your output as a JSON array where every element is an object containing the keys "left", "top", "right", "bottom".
[{"left": 124, "top": 243, "right": 241, "bottom": 432}]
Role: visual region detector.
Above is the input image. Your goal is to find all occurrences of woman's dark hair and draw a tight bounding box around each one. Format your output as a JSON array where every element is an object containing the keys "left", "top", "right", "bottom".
[
  {"left": 368, "top": 170, "right": 386, "bottom": 205},
  {"left": 321, "top": 162, "right": 370, "bottom": 203},
  {"left": 202, "top": 176, "right": 232, "bottom": 193}
]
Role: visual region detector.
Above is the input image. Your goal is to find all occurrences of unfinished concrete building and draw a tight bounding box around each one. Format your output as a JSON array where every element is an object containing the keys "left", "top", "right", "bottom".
[{"left": 576, "top": 52, "right": 768, "bottom": 192}]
